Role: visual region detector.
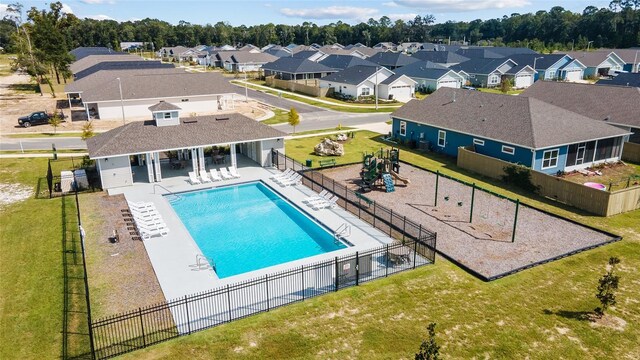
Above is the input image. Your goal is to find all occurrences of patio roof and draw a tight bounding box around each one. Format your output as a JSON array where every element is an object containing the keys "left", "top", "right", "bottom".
[{"left": 87, "top": 113, "right": 286, "bottom": 159}]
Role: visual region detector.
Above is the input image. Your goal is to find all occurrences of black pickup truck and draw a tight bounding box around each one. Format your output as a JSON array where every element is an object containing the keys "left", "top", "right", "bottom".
[{"left": 18, "top": 111, "right": 66, "bottom": 127}]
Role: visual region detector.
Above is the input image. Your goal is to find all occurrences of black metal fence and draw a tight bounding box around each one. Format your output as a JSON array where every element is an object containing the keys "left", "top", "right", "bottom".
[
  {"left": 89, "top": 151, "right": 437, "bottom": 359},
  {"left": 45, "top": 157, "right": 101, "bottom": 199}
]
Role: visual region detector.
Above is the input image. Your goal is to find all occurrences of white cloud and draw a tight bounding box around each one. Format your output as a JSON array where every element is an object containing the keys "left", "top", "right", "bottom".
[
  {"left": 0, "top": 4, "right": 8, "bottom": 18},
  {"left": 383, "top": 2, "right": 400, "bottom": 7},
  {"left": 61, "top": 3, "right": 74, "bottom": 14},
  {"left": 388, "top": 13, "right": 419, "bottom": 21},
  {"left": 280, "top": 6, "right": 378, "bottom": 20},
  {"left": 85, "top": 14, "right": 115, "bottom": 21},
  {"left": 81, "top": 0, "right": 116, "bottom": 4},
  {"left": 393, "top": 0, "right": 530, "bottom": 11}
]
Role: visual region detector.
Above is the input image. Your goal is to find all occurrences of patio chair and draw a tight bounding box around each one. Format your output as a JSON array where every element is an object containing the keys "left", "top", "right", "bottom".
[
  {"left": 188, "top": 171, "right": 201, "bottom": 185},
  {"left": 271, "top": 169, "right": 293, "bottom": 180},
  {"left": 303, "top": 189, "right": 329, "bottom": 203},
  {"left": 279, "top": 174, "right": 302, "bottom": 187},
  {"left": 311, "top": 195, "right": 339, "bottom": 210},
  {"left": 273, "top": 171, "right": 298, "bottom": 185},
  {"left": 219, "top": 167, "right": 234, "bottom": 180},
  {"left": 139, "top": 227, "right": 169, "bottom": 240},
  {"left": 128, "top": 201, "right": 155, "bottom": 210},
  {"left": 228, "top": 166, "right": 241, "bottom": 178},
  {"left": 200, "top": 170, "right": 213, "bottom": 183},
  {"left": 209, "top": 169, "right": 222, "bottom": 181},
  {"left": 128, "top": 204, "right": 158, "bottom": 215}
]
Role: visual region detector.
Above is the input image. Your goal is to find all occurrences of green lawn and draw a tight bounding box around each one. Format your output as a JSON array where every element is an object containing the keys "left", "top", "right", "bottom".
[
  {"left": 0, "top": 149, "right": 87, "bottom": 155},
  {"left": 478, "top": 88, "right": 524, "bottom": 95},
  {"left": 260, "top": 108, "right": 290, "bottom": 125},
  {"left": 0, "top": 54, "right": 15, "bottom": 76},
  {"left": 291, "top": 126, "right": 355, "bottom": 137},
  {"left": 231, "top": 81, "right": 399, "bottom": 113},
  {"left": 286, "top": 130, "right": 384, "bottom": 165}
]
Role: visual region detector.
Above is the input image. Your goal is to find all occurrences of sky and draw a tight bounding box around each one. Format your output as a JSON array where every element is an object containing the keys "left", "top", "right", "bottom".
[{"left": 1, "top": 0, "right": 612, "bottom": 26}]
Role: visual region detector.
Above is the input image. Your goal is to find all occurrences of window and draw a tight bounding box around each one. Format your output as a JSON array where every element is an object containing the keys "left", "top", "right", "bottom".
[
  {"left": 489, "top": 75, "right": 500, "bottom": 84},
  {"left": 473, "top": 138, "right": 485, "bottom": 146},
  {"left": 163, "top": 112, "right": 172, "bottom": 119},
  {"left": 438, "top": 130, "right": 446, "bottom": 147},
  {"left": 542, "top": 149, "right": 559, "bottom": 169},
  {"left": 502, "top": 145, "right": 515, "bottom": 155},
  {"left": 361, "top": 87, "right": 371, "bottom": 96},
  {"left": 399, "top": 121, "right": 406, "bottom": 136},
  {"left": 181, "top": 98, "right": 189, "bottom": 102}
]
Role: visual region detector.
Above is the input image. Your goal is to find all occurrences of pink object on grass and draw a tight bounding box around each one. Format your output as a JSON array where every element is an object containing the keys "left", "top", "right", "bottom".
[{"left": 584, "top": 182, "right": 607, "bottom": 191}]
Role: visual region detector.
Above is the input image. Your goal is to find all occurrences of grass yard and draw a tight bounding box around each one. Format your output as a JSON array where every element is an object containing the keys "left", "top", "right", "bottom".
[
  {"left": 291, "top": 126, "right": 355, "bottom": 137},
  {"left": 260, "top": 108, "right": 290, "bottom": 125},
  {"left": 562, "top": 162, "right": 640, "bottom": 191},
  {"left": 478, "top": 88, "right": 524, "bottom": 95},
  {"left": 286, "top": 130, "right": 385, "bottom": 165},
  {"left": 0, "top": 53, "right": 15, "bottom": 76}
]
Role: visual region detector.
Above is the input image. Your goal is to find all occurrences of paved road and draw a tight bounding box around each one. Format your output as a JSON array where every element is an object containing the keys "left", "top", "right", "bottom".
[{"left": 0, "top": 137, "right": 86, "bottom": 151}]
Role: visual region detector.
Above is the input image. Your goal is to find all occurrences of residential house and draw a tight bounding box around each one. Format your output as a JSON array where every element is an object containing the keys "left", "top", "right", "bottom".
[
  {"left": 504, "top": 64, "right": 536, "bottom": 88},
  {"left": 262, "top": 57, "right": 337, "bottom": 80},
  {"left": 392, "top": 61, "right": 464, "bottom": 92},
  {"left": 397, "top": 42, "right": 423, "bottom": 54},
  {"left": 367, "top": 52, "right": 420, "bottom": 70},
  {"left": 291, "top": 50, "right": 325, "bottom": 62},
  {"left": 263, "top": 46, "right": 293, "bottom": 58},
  {"left": 69, "top": 54, "right": 142, "bottom": 77},
  {"left": 596, "top": 73, "right": 640, "bottom": 88},
  {"left": 73, "top": 60, "right": 175, "bottom": 81},
  {"left": 522, "top": 81, "right": 640, "bottom": 143},
  {"left": 316, "top": 46, "right": 367, "bottom": 59},
  {"left": 120, "top": 42, "right": 145, "bottom": 51},
  {"left": 508, "top": 54, "right": 586, "bottom": 81},
  {"left": 373, "top": 42, "right": 397, "bottom": 51},
  {"left": 318, "top": 65, "right": 416, "bottom": 102},
  {"left": 214, "top": 50, "right": 277, "bottom": 72},
  {"left": 451, "top": 58, "right": 534, "bottom": 88},
  {"left": 604, "top": 49, "right": 640, "bottom": 73},
  {"left": 317, "top": 54, "right": 378, "bottom": 70},
  {"left": 157, "top": 46, "right": 191, "bottom": 61},
  {"left": 79, "top": 72, "right": 237, "bottom": 120},
  {"left": 70, "top": 47, "right": 123, "bottom": 61},
  {"left": 564, "top": 51, "right": 626, "bottom": 78},
  {"left": 391, "top": 88, "right": 630, "bottom": 174},
  {"left": 411, "top": 51, "right": 470, "bottom": 67}
]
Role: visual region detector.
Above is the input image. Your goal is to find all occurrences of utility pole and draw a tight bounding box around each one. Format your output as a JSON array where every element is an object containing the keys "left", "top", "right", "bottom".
[
  {"left": 375, "top": 66, "right": 379, "bottom": 110},
  {"left": 117, "top": 77, "right": 126, "bottom": 125}
]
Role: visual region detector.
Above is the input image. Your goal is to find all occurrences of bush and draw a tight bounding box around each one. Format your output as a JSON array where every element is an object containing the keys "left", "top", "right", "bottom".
[{"left": 501, "top": 164, "right": 539, "bottom": 193}]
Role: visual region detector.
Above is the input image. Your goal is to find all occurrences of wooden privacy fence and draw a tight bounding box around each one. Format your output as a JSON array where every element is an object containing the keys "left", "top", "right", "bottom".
[
  {"left": 622, "top": 141, "right": 640, "bottom": 163},
  {"left": 265, "top": 76, "right": 330, "bottom": 97},
  {"left": 457, "top": 146, "right": 640, "bottom": 217}
]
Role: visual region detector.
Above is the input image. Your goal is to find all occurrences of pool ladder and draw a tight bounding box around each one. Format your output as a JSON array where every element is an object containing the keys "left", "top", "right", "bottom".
[
  {"left": 153, "top": 184, "right": 182, "bottom": 202},
  {"left": 334, "top": 223, "right": 351, "bottom": 244},
  {"left": 191, "top": 254, "right": 217, "bottom": 273}
]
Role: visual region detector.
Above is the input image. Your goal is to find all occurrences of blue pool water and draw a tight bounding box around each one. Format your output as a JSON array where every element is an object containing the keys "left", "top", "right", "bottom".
[{"left": 169, "top": 182, "right": 346, "bottom": 278}]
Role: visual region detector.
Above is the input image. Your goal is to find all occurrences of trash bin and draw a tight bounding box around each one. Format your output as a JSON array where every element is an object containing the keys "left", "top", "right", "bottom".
[{"left": 306, "top": 159, "right": 313, "bottom": 167}]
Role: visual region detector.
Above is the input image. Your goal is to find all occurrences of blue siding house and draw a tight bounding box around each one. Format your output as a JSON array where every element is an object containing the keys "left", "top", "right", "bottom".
[{"left": 391, "top": 88, "right": 630, "bottom": 174}]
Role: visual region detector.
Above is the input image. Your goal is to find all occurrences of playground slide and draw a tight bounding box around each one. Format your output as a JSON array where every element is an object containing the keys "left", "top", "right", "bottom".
[{"left": 390, "top": 170, "right": 410, "bottom": 185}]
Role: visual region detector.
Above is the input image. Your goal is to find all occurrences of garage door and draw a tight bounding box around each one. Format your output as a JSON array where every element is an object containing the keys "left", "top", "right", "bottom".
[
  {"left": 514, "top": 75, "right": 533, "bottom": 88},
  {"left": 438, "top": 80, "right": 459, "bottom": 89},
  {"left": 390, "top": 85, "right": 413, "bottom": 102},
  {"left": 565, "top": 70, "right": 582, "bottom": 82}
]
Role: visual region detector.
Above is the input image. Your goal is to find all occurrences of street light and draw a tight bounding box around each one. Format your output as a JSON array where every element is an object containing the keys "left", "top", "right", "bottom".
[
  {"left": 374, "top": 66, "right": 379, "bottom": 110},
  {"left": 533, "top": 56, "right": 544, "bottom": 80},
  {"left": 116, "top": 77, "right": 126, "bottom": 125},
  {"left": 244, "top": 70, "right": 248, "bottom": 102},
  {"left": 587, "top": 41, "right": 594, "bottom": 51}
]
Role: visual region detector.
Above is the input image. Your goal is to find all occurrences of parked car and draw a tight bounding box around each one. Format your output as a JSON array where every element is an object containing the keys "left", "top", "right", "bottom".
[{"left": 17, "top": 111, "right": 65, "bottom": 127}]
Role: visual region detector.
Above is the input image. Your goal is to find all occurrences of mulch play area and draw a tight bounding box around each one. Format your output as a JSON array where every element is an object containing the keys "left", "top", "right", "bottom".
[{"left": 321, "top": 163, "right": 620, "bottom": 280}]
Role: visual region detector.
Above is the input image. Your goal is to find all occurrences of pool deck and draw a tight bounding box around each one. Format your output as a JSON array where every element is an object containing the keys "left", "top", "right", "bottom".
[{"left": 108, "top": 158, "right": 394, "bottom": 303}]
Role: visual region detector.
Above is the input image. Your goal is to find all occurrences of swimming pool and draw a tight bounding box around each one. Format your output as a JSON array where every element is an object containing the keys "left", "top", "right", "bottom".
[{"left": 169, "top": 182, "right": 347, "bottom": 278}]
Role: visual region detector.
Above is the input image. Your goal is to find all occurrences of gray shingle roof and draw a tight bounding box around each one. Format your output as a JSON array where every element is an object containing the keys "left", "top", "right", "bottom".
[
  {"left": 262, "top": 57, "right": 336, "bottom": 74},
  {"left": 596, "top": 73, "right": 640, "bottom": 88},
  {"left": 70, "top": 47, "right": 124, "bottom": 61},
  {"left": 81, "top": 72, "right": 236, "bottom": 103},
  {"left": 148, "top": 101, "right": 182, "bottom": 112},
  {"left": 318, "top": 54, "right": 377, "bottom": 70},
  {"left": 367, "top": 52, "right": 419, "bottom": 68},
  {"left": 87, "top": 113, "right": 286, "bottom": 158},
  {"left": 380, "top": 73, "right": 416, "bottom": 85},
  {"left": 507, "top": 54, "right": 570, "bottom": 69},
  {"left": 597, "top": 49, "right": 640, "bottom": 63},
  {"left": 450, "top": 58, "right": 514, "bottom": 74},
  {"left": 74, "top": 61, "right": 175, "bottom": 80},
  {"left": 391, "top": 61, "right": 451, "bottom": 80},
  {"left": 70, "top": 54, "right": 140, "bottom": 74},
  {"left": 411, "top": 51, "right": 469, "bottom": 64},
  {"left": 564, "top": 51, "right": 616, "bottom": 67},
  {"left": 230, "top": 51, "right": 278, "bottom": 64},
  {"left": 521, "top": 81, "right": 640, "bottom": 128},
  {"left": 64, "top": 68, "right": 185, "bottom": 93},
  {"left": 391, "top": 88, "right": 629, "bottom": 149},
  {"left": 319, "top": 65, "right": 382, "bottom": 85}
]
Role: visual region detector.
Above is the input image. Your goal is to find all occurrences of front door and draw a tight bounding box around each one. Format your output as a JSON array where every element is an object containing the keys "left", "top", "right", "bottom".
[{"left": 576, "top": 143, "right": 586, "bottom": 165}]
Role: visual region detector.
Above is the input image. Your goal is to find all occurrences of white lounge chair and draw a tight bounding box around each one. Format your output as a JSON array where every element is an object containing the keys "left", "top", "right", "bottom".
[
  {"left": 139, "top": 227, "right": 169, "bottom": 239},
  {"left": 209, "top": 169, "right": 222, "bottom": 181},
  {"left": 219, "top": 167, "right": 234, "bottom": 180},
  {"left": 228, "top": 166, "right": 241, "bottom": 178},
  {"left": 273, "top": 172, "right": 297, "bottom": 185},
  {"left": 188, "top": 171, "right": 201, "bottom": 184},
  {"left": 271, "top": 169, "right": 293, "bottom": 180},
  {"left": 136, "top": 220, "right": 168, "bottom": 232},
  {"left": 303, "top": 190, "right": 329, "bottom": 203},
  {"left": 134, "top": 215, "right": 166, "bottom": 227},
  {"left": 306, "top": 195, "right": 334, "bottom": 207},
  {"left": 312, "top": 195, "right": 339, "bottom": 210},
  {"left": 200, "top": 170, "right": 213, "bottom": 183},
  {"left": 128, "top": 201, "right": 154, "bottom": 210},
  {"left": 128, "top": 205, "right": 158, "bottom": 215},
  {"left": 279, "top": 174, "right": 302, "bottom": 187}
]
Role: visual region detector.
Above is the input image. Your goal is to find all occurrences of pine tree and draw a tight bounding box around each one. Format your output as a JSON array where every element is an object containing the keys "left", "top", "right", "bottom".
[
  {"left": 288, "top": 107, "right": 300, "bottom": 134},
  {"left": 415, "top": 323, "right": 440, "bottom": 360},
  {"left": 595, "top": 257, "right": 621, "bottom": 318}
]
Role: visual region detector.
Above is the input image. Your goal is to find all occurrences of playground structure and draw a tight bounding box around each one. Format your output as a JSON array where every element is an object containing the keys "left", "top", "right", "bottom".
[{"left": 360, "top": 147, "right": 410, "bottom": 193}]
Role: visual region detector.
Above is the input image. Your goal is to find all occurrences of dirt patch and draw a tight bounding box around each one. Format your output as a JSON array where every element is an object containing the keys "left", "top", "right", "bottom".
[
  {"left": 590, "top": 314, "right": 627, "bottom": 331},
  {"left": 0, "top": 183, "right": 33, "bottom": 208},
  {"left": 321, "top": 163, "right": 619, "bottom": 280},
  {"left": 83, "top": 193, "right": 166, "bottom": 318}
]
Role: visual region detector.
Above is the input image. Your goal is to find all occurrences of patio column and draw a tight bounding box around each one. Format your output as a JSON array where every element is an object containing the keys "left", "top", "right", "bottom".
[
  {"left": 191, "top": 148, "right": 198, "bottom": 176},
  {"left": 67, "top": 93, "right": 72, "bottom": 111},
  {"left": 85, "top": 103, "right": 90, "bottom": 121},
  {"left": 197, "top": 147, "right": 205, "bottom": 174},
  {"left": 146, "top": 153, "right": 154, "bottom": 183},
  {"left": 230, "top": 143, "right": 237, "bottom": 168},
  {"left": 153, "top": 151, "right": 162, "bottom": 182}
]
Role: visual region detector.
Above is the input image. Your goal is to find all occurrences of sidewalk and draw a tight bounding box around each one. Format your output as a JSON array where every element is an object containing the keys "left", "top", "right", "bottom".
[
  {"left": 234, "top": 80, "right": 404, "bottom": 109},
  {"left": 0, "top": 152, "right": 87, "bottom": 158}
]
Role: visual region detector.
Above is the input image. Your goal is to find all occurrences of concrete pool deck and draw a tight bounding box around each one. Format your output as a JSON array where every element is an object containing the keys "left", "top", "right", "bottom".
[{"left": 108, "top": 158, "right": 394, "bottom": 302}]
